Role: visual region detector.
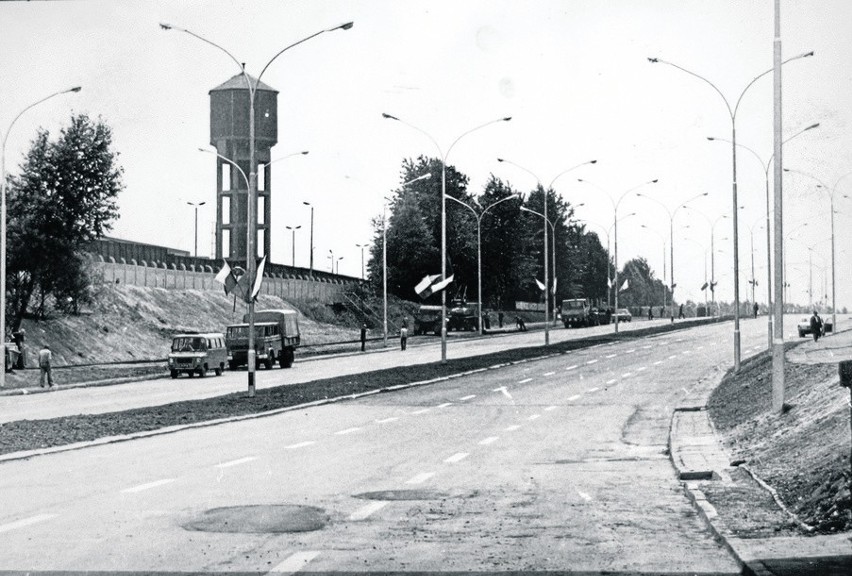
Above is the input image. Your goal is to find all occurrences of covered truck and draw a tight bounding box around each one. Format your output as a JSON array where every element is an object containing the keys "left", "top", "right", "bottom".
[{"left": 226, "top": 309, "right": 300, "bottom": 370}]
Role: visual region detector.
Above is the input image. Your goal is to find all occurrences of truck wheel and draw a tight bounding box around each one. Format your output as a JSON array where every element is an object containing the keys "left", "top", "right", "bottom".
[
  {"left": 281, "top": 348, "right": 294, "bottom": 368},
  {"left": 170, "top": 369, "right": 178, "bottom": 379},
  {"left": 214, "top": 365, "right": 223, "bottom": 376},
  {"left": 228, "top": 360, "right": 238, "bottom": 370},
  {"left": 264, "top": 356, "right": 274, "bottom": 370},
  {"left": 197, "top": 365, "right": 207, "bottom": 378}
]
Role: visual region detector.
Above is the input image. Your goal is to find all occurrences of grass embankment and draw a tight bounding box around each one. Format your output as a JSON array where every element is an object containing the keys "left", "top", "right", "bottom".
[{"left": 708, "top": 349, "right": 851, "bottom": 533}]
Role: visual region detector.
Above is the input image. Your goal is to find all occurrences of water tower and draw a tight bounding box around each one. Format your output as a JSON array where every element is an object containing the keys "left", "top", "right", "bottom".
[{"left": 210, "top": 73, "right": 278, "bottom": 262}]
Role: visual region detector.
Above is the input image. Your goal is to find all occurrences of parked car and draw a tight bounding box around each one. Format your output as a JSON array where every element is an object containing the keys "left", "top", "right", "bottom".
[
  {"left": 613, "top": 308, "right": 632, "bottom": 322},
  {"left": 797, "top": 316, "right": 833, "bottom": 338}
]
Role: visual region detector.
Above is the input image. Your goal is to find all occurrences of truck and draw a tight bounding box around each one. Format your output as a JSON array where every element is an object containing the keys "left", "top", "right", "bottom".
[
  {"left": 447, "top": 299, "right": 480, "bottom": 332},
  {"left": 414, "top": 305, "right": 443, "bottom": 335},
  {"left": 561, "top": 298, "right": 598, "bottom": 328},
  {"left": 226, "top": 309, "right": 300, "bottom": 370}
]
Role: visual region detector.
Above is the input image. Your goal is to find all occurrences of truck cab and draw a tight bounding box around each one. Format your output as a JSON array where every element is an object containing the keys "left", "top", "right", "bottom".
[{"left": 561, "top": 298, "right": 597, "bottom": 328}]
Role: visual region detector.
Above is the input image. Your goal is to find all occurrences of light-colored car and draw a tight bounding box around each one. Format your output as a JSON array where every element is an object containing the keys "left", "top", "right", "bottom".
[
  {"left": 797, "top": 316, "right": 833, "bottom": 338},
  {"left": 613, "top": 308, "right": 632, "bottom": 322}
]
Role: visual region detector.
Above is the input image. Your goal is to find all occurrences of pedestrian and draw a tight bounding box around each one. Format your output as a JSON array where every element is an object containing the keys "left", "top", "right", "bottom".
[
  {"left": 809, "top": 310, "right": 823, "bottom": 342},
  {"left": 38, "top": 344, "right": 53, "bottom": 389},
  {"left": 648, "top": 307, "right": 653, "bottom": 320},
  {"left": 483, "top": 313, "right": 491, "bottom": 330},
  {"left": 12, "top": 328, "right": 25, "bottom": 369},
  {"left": 678, "top": 304, "right": 685, "bottom": 319},
  {"left": 498, "top": 311, "right": 504, "bottom": 328},
  {"left": 753, "top": 302, "right": 759, "bottom": 319},
  {"left": 515, "top": 316, "right": 527, "bottom": 332},
  {"left": 360, "top": 323, "right": 367, "bottom": 352},
  {"left": 659, "top": 306, "right": 664, "bottom": 319},
  {"left": 400, "top": 323, "right": 408, "bottom": 351}
]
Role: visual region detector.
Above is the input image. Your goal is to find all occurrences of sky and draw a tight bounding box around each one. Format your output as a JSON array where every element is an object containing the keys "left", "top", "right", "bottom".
[{"left": 1, "top": 0, "right": 851, "bottom": 309}]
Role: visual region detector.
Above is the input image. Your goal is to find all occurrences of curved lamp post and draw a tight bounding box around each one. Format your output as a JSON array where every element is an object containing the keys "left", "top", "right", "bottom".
[
  {"left": 286, "top": 225, "right": 301, "bottom": 267},
  {"left": 166, "top": 21, "right": 351, "bottom": 397},
  {"left": 707, "top": 121, "right": 819, "bottom": 344},
  {"left": 0, "top": 86, "right": 81, "bottom": 387},
  {"left": 683, "top": 210, "right": 728, "bottom": 317},
  {"left": 446, "top": 193, "right": 521, "bottom": 335},
  {"left": 186, "top": 201, "right": 207, "bottom": 257},
  {"left": 577, "top": 178, "right": 657, "bottom": 332},
  {"left": 383, "top": 113, "right": 511, "bottom": 362},
  {"left": 635, "top": 191, "right": 708, "bottom": 322},
  {"left": 498, "top": 159, "right": 597, "bottom": 343}
]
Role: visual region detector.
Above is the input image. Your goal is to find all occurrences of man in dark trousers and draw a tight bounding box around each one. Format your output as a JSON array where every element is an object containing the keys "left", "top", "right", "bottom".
[
  {"left": 809, "top": 311, "right": 823, "bottom": 342},
  {"left": 38, "top": 344, "right": 53, "bottom": 389},
  {"left": 399, "top": 318, "right": 408, "bottom": 351},
  {"left": 360, "top": 323, "right": 367, "bottom": 352}
]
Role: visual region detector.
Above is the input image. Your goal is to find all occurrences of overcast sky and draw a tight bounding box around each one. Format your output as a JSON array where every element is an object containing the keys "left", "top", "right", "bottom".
[{"left": 2, "top": 0, "right": 851, "bottom": 309}]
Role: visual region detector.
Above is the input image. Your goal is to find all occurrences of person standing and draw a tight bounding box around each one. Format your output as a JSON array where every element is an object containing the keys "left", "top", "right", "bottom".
[
  {"left": 648, "top": 307, "right": 653, "bottom": 320},
  {"left": 809, "top": 311, "right": 823, "bottom": 342},
  {"left": 678, "top": 304, "right": 685, "bottom": 319},
  {"left": 753, "top": 302, "right": 759, "bottom": 319},
  {"left": 399, "top": 321, "right": 408, "bottom": 351},
  {"left": 38, "top": 344, "right": 53, "bottom": 389},
  {"left": 360, "top": 323, "right": 367, "bottom": 352},
  {"left": 498, "top": 311, "right": 504, "bottom": 328}
]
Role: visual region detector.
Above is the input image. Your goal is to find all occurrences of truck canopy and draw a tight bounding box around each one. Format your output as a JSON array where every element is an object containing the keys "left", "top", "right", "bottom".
[{"left": 240, "top": 309, "right": 300, "bottom": 339}]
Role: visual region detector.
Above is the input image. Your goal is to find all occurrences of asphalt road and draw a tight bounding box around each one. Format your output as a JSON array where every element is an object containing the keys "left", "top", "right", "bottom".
[{"left": 0, "top": 318, "right": 775, "bottom": 573}]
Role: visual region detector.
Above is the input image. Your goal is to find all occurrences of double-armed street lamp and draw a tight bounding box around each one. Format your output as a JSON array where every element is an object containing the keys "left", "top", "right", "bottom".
[
  {"left": 383, "top": 113, "right": 511, "bottom": 363},
  {"left": 446, "top": 193, "right": 521, "bottom": 335},
  {"left": 186, "top": 201, "right": 207, "bottom": 257},
  {"left": 635, "top": 191, "right": 708, "bottom": 322},
  {"left": 577, "top": 178, "right": 658, "bottom": 333},
  {"left": 355, "top": 243, "right": 367, "bottom": 280},
  {"left": 649, "top": 49, "right": 813, "bottom": 371},
  {"left": 286, "top": 225, "right": 301, "bottom": 267},
  {"left": 683, "top": 210, "right": 728, "bottom": 317},
  {"left": 164, "top": 20, "right": 352, "bottom": 397},
  {"left": 499, "top": 159, "right": 597, "bottom": 344},
  {"left": 303, "top": 201, "right": 315, "bottom": 274},
  {"left": 0, "top": 86, "right": 81, "bottom": 387},
  {"left": 707, "top": 121, "right": 819, "bottom": 344}
]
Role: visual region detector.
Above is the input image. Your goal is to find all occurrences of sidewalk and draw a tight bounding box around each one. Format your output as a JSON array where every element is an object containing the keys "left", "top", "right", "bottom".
[{"left": 669, "top": 333, "right": 852, "bottom": 575}]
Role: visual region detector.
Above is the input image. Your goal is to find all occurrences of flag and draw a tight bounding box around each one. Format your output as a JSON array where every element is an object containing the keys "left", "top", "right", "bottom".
[
  {"left": 552, "top": 278, "right": 557, "bottom": 295},
  {"left": 535, "top": 278, "right": 546, "bottom": 292},
  {"left": 431, "top": 274, "right": 454, "bottom": 293},
  {"left": 214, "top": 260, "right": 239, "bottom": 296},
  {"left": 251, "top": 256, "right": 267, "bottom": 301},
  {"left": 415, "top": 274, "right": 441, "bottom": 297},
  {"left": 700, "top": 282, "right": 709, "bottom": 291},
  {"left": 607, "top": 277, "right": 612, "bottom": 288},
  {"left": 620, "top": 278, "right": 629, "bottom": 291}
]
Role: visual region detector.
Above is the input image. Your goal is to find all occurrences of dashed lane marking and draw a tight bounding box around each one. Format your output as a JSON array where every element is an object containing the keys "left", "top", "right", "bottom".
[
  {"left": 348, "top": 501, "right": 388, "bottom": 521},
  {"left": 544, "top": 406, "right": 558, "bottom": 411},
  {"left": 374, "top": 417, "right": 399, "bottom": 424},
  {"left": 0, "top": 514, "right": 57, "bottom": 534},
  {"left": 444, "top": 452, "right": 470, "bottom": 463},
  {"left": 504, "top": 425, "right": 522, "bottom": 432},
  {"left": 121, "top": 479, "right": 176, "bottom": 494},
  {"left": 216, "top": 457, "right": 257, "bottom": 468},
  {"left": 642, "top": 345, "right": 652, "bottom": 349},
  {"left": 586, "top": 359, "right": 598, "bottom": 365},
  {"left": 285, "top": 441, "right": 316, "bottom": 449},
  {"left": 587, "top": 387, "right": 599, "bottom": 393},
  {"left": 405, "top": 472, "right": 436, "bottom": 485},
  {"left": 543, "top": 371, "right": 555, "bottom": 377},
  {"left": 410, "top": 408, "right": 431, "bottom": 415},
  {"left": 335, "top": 427, "right": 363, "bottom": 435},
  {"left": 577, "top": 490, "right": 592, "bottom": 501},
  {"left": 518, "top": 377, "right": 533, "bottom": 384},
  {"left": 668, "top": 355, "right": 678, "bottom": 360},
  {"left": 682, "top": 350, "right": 692, "bottom": 355},
  {"left": 653, "top": 360, "right": 663, "bottom": 365},
  {"left": 637, "top": 366, "right": 647, "bottom": 372},
  {"left": 459, "top": 395, "right": 476, "bottom": 401},
  {"left": 268, "top": 551, "right": 321, "bottom": 574},
  {"left": 479, "top": 437, "right": 499, "bottom": 445},
  {"left": 566, "top": 364, "right": 578, "bottom": 371},
  {"left": 621, "top": 372, "right": 633, "bottom": 378},
  {"left": 437, "top": 403, "right": 453, "bottom": 408},
  {"left": 568, "top": 394, "right": 582, "bottom": 401},
  {"left": 606, "top": 379, "right": 617, "bottom": 385},
  {"left": 626, "top": 349, "right": 636, "bottom": 354},
  {"left": 605, "top": 354, "right": 617, "bottom": 359},
  {"left": 528, "top": 414, "right": 541, "bottom": 421}
]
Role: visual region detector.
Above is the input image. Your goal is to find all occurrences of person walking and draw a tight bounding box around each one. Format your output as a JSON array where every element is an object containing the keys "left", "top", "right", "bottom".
[
  {"left": 809, "top": 311, "right": 823, "bottom": 342},
  {"left": 648, "top": 307, "right": 653, "bottom": 320},
  {"left": 678, "top": 304, "right": 685, "bottom": 319},
  {"left": 38, "top": 344, "right": 53, "bottom": 389},
  {"left": 498, "top": 311, "right": 504, "bottom": 328},
  {"left": 399, "top": 317, "right": 408, "bottom": 351},
  {"left": 753, "top": 302, "right": 759, "bottom": 319},
  {"left": 360, "top": 323, "right": 367, "bottom": 352}
]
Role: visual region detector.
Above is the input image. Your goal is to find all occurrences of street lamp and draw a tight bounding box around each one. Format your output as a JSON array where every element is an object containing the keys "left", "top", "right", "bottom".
[
  {"left": 707, "top": 121, "right": 819, "bottom": 344},
  {"left": 577, "top": 178, "right": 657, "bottom": 332},
  {"left": 186, "top": 201, "right": 207, "bottom": 257},
  {"left": 303, "top": 201, "right": 315, "bottom": 275},
  {"left": 446, "top": 193, "right": 520, "bottom": 335},
  {"left": 355, "top": 243, "right": 367, "bottom": 280},
  {"left": 0, "top": 86, "right": 80, "bottom": 387},
  {"left": 747, "top": 217, "right": 765, "bottom": 314},
  {"left": 635, "top": 191, "right": 708, "bottom": 322},
  {"left": 383, "top": 113, "right": 511, "bottom": 362},
  {"left": 164, "top": 19, "right": 352, "bottom": 398},
  {"left": 681, "top": 236, "right": 710, "bottom": 311},
  {"left": 649, "top": 49, "right": 813, "bottom": 371},
  {"left": 683, "top": 210, "right": 728, "bottom": 317},
  {"left": 285, "top": 225, "right": 301, "bottom": 267},
  {"left": 498, "top": 158, "right": 597, "bottom": 343}
]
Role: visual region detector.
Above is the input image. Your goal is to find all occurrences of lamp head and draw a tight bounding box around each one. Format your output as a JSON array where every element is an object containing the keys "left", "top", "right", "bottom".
[
  {"left": 589, "top": 160, "right": 597, "bottom": 164},
  {"left": 806, "top": 122, "right": 820, "bottom": 130},
  {"left": 502, "top": 117, "right": 512, "bottom": 122},
  {"left": 303, "top": 201, "right": 312, "bottom": 206},
  {"left": 651, "top": 179, "right": 659, "bottom": 183},
  {"left": 497, "top": 158, "right": 505, "bottom": 163},
  {"left": 706, "top": 136, "right": 716, "bottom": 141},
  {"left": 159, "top": 22, "right": 173, "bottom": 30},
  {"left": 301, "top": 151, "right": 309, "bottom": 155},
  {"left": 338, "top": 21, "right": 354, "bottom": 30},
  {"left": 381, "top": 112, "right": 399, "bottom": 121},
  {"left": 647, "top": 57, "right": 659, "bottom": 63},
  {"left": 69, "top": 86, "right": 82, "bottom": 93}
]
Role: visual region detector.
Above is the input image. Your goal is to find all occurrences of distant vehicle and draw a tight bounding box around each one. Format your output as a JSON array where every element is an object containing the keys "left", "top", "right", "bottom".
[
  {"left": 447, "top": 299, "right": 480, "bottom": 331},
  {"left": 226, "top": 309, "right": 300, "bottom": 370},
  {"left": 561, "top": 298, "right": 598, "bottom": 328},
  {"left": 797, "top": 315, "right": 833, "bottom": 338},
  {"left": 4, "top": 342, "right": 20, "bottom": 373},
  {"left": 414, "top": 305, "right": 443, "bottom": 335},
  {"left": 168, "top": 332, "right": 227, "bottom": 378},
  {"left": 613, "top": 308, "right": 632, "bottom": 322}
]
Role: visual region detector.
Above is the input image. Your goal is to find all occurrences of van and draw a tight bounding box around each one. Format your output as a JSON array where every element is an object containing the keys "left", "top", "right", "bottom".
[
  {"left": 168, "top": 332, "right": 227, "bottom": 378},
  {"left": 226, "top": 309, "right": 300, "bottom": 370}
]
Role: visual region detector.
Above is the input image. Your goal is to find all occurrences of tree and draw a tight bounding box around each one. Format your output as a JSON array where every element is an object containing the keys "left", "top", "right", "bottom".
[
  {"left": 616, "top": 257, "right": 671, "bottom": 309},
  {"left": 5, "top": 113, "right": 123, "bottom": 329}
]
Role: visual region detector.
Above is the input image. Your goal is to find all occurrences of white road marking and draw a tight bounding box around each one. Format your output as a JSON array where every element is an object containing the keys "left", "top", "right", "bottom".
[
  {"left": 653, "top": 360, "right": 663, "bottom": 365},
  {"left": 668, "top": 355, "right": 678, "bottom": 360},
  {"left": 606, "top": 379, "right": 617, "bottom": 385},
  {"left": 479, "top": 436, "right": 500, "bottom": 445},
  {"left": 444, "top": 452, "right": 469, "bottom": 463},
  {"left": 437, "top": 402, "right": 453, "bottom": 408},
  {"left": 566, "top": 364, "right": 578, "bottom": 371},
  {"left": 405, "top": 472, "right": 435, "bottom": 485},
  {"left": 348, "top": 501, "right": 388, "bottom": 521},
  {"left": 587, "top": 387, "right": 599, "bottom": 393},
  {"left": 622, "top": 373, "right": 632, "bottom": 378},
  {"left": 696, "top": 346, "right": 705, "bottom": 350},
  {"left": 518, "top": 377, "right": 533, "bottom": 384},
  {"left": 493, "top": 386, "right": 513, "bottom": 399},
  {"left": 626, "top": 349, "right": 636, "bottom": 354},
  {"left": 374, "top": 417, "right": 399, "bottom": 424},
  {"left": 637, "top": 366, "right": 647, "bottom": 372},
  {"left": 0, "top": 514, "right": 57, "bottom": 534},
  {"left": 216, "top": 457, "right": 257, "bottom": 468},
  {"left": 410, "top": 408, "right": 430, "bottom": 415},
  {"left": 604, "top": 354, "right": 617, "bottom": 359},
  {"left": 121, "top": 478, "right": 176, "bottom": 494},
  {"left": 504, "top": 424, "right": 522, "bottom": 432},
  {"left": 642, "top": 345, "right": 652, "bottom": 349},
  {"left": 568, "top": 394, "right": 582, "bottom": 401},
  {"left": 459, "top": 395, "right": 476, "bottom": 401},
  {"left": 577, "top": 490, "right": 592, "bottom": 501},
  {"left": 284, "top": 441, "right": 316, "bottom": 449},
  {"left": 528, "top": 414, "right": 541, "bottom": 421},
  {"left": 268, "top": 551, "right": 321, "bottom": 574},
  {"left": 543, "top": 371, "right": 555, "bottom": 377},
  {"left": 586, "top": 359, "right": 598, "bottom": 365},
  {"left": 335, "top": 427, "right": 363, "bottom": 435},
  {"left": 682, "top": 350, "right": 692, "bottom": 354},
  {"left": 544, "top": 406, "right": 558, "bottom": 411}
]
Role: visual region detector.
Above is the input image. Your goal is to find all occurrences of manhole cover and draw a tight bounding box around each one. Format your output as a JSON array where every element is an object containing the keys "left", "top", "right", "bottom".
[
  {"left": 184, "top": 505, "right": 328, "bottom": 533},
  {"left": 354, "top": 489, "right": 450, "bottom": 501}
]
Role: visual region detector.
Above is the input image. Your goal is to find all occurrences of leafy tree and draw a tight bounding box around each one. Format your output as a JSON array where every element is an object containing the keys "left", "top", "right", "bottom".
[
  {"left": 5, "top": 113, "right": 123, "bottom": 329},
  {"left": 477, "top": 175, "right": 523, "bottom": 309},
  {"left": 616, "top": 257, "right": 672, "bottom": 310}
]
